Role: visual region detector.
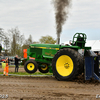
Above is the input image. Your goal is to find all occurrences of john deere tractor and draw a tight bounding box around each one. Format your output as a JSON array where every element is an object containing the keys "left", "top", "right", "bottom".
[{"left": 23, "top": 33, "right": 91, "bottom": 81}]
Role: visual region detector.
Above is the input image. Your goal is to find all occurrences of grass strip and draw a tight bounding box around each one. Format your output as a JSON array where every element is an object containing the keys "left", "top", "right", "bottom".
[
  {"left": 0, "top": 72, "right": 53, "bottom": 75},
  {"left": 0, "top": 65, "right": 24, "bottom": 67}
]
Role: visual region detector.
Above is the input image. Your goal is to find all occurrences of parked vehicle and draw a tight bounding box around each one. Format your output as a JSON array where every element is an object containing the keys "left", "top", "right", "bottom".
[{"left": 0, "top": 56, "right": 5, "bottom": 62}]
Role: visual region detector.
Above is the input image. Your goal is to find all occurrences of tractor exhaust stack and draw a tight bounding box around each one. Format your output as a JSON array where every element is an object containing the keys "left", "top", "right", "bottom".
[{"left": 57, "top": 37, "right": 60, "bottom": 44}]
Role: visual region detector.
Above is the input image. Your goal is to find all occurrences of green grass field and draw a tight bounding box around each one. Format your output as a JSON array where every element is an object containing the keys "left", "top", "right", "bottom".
[
  {"left": 0, "top": 65, "right": 53, "bottom": 76},
  {"left": 0, "top": 72, "right": 53, "bottom": 75},
  {"left": 0, "top": 65, "right": 23, "bottom": 67},
  {"left": 7, "top": 65, "right": 24, "bottom": 67}
]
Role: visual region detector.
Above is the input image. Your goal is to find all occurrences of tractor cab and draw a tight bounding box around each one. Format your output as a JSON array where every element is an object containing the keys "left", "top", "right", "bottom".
[{"left": 72, "top": 33, "right": 87, "bottom": 48}]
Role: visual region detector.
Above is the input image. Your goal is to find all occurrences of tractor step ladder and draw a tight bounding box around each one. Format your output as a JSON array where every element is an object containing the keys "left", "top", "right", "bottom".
[{"left": 85, "top": 51, "right": 100, "bottom": 81}]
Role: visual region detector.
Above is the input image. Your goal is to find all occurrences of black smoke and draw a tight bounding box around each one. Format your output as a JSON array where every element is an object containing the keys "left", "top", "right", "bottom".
[{"left": 53, "top": 0, "right": 72, "bottom": 44}]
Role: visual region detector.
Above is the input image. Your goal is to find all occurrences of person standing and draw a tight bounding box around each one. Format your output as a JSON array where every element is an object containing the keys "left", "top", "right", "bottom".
[
  {"left": 3, "top": 57, "right": 9, "bottom": 76},
  {"left": 15, "top": 55, "right": 20, "bottom": 72}
]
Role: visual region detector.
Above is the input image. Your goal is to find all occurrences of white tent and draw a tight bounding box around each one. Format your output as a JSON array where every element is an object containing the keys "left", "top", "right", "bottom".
[{"left": 86, "top": 40, "right": 100, "bottom": 51}]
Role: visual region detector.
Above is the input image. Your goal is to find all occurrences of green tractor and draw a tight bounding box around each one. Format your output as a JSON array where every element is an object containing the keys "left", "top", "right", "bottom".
[{"left": 23, "top": 33, "right": 91, "bottom": 81}]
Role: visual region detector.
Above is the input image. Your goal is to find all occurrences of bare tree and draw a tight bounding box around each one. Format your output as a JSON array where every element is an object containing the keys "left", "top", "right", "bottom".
[
  {"left": 0, "top": 28, "right": 10, "bottom": 54},
  {"left": 0, "top": 28, "right": 5, "bottom": 42},
  {"left": 8, "top": 27, "right": 24, "bottom": 56},
  {"left": 22, "top": 34, "right": 33, "bottom": 50}
]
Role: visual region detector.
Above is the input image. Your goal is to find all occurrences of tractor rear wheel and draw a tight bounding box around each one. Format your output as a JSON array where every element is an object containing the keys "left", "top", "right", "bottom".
[
  {"left": 24, "top": 60, "right": 38, "bottom": 74},
  {"left": 38, "top": 64, "right": 49, "bottom": 73},
  {"left": 52, "top": 48, "right": 82, "bottom": 81}
]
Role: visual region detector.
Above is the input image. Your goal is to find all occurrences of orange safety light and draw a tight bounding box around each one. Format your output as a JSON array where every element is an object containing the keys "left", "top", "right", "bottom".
[{"left": 23, "top": 49, "right": 27, "bottom": 58}]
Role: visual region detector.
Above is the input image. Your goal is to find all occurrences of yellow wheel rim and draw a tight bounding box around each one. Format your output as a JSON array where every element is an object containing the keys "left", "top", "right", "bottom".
[
  {"left": 27, "top": 63, "right": 35, "bottom": 71},
  {"left": 41, "top": 64, "right": 48, "bottom": 71},
  {"left": 56, "top": 55, "right": 73, "bottom": 77}
]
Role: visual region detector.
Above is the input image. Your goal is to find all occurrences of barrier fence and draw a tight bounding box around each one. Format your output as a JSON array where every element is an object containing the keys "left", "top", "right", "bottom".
[{"left": 0, "top": 61, "right": 15, "bottom": 65}]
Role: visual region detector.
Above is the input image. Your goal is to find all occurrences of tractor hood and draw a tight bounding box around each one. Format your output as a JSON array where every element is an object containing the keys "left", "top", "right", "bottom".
[{"left": 29, "top": 44, "right": 60, "bottom": 50}]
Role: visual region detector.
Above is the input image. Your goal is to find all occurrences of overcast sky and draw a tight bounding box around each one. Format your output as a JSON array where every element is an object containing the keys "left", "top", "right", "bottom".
[{"left": 0, "top": 0, "right": 100, "bottom": 43}]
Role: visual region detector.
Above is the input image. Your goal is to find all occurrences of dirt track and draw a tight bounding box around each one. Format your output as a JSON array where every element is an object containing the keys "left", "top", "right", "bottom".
[{"left": 0, "top": 67, "right": 100, "bottom": 100}]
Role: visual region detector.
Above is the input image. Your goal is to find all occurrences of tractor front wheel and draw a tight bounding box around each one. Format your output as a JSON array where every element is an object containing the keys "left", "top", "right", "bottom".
[
  {"left": 38, "top": 64, "right": 49, "bottom": 73},
  {"left": 24, "top": 60, "right": 38, "bottom": 74}
]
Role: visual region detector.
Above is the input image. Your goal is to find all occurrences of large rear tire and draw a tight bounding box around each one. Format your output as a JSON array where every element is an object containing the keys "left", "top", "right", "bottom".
[
  {"left": 24, "top": 60, "right": 38, "bottom": 74},
  {"left": 52, "top": 48, "right": 82, "bottom": 81}
]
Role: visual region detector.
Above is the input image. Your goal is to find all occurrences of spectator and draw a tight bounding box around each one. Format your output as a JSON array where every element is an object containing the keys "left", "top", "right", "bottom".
[
  {"left": 3, "top": 57, "right": 9, "bottom": 76},
  {"left": 15, "top": 55, "right": 20, "bottom": 72}
]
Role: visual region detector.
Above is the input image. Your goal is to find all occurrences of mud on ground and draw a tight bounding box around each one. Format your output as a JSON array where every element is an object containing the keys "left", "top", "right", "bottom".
[{"left": 0, "top": 67, "right": 100, "bottom": 100}]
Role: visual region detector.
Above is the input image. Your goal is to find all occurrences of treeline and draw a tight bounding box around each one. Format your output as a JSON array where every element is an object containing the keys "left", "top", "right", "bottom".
[{"left": 0, "top": 27, "right": 56, "bottom": 57}]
